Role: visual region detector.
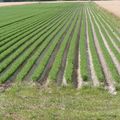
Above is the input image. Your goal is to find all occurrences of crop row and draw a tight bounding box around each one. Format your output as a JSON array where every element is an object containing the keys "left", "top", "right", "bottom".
[
  {"left": 16, "top": 10, "right": 74, "bottom": 81},
  {"left": 48, "top": 9, "right": 80, "bottom": 84},
  {"left": 0, "top": 3, "right": 119, "bottom": 91},
  {"left": 0, "top": 13, "right": 71, "bottom": 59},
  {"left": 0, "top": 7, "right": 68, "bottom": 43},
  {"left": 0, "top": 8, "right": 74, "bottom": 83},
  {"left": 31, "top": 9, "right": 78, "bottom": 82},
  {"left": 89, "top": 7, "right": 120, "bottom": 82},
  {"left": 0, "top": 9, "right": 72, "bottom": 64}
]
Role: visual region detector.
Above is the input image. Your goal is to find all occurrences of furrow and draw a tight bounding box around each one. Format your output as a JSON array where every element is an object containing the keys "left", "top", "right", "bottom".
[
  {"left": 85, "top": 9, "right": 99, "bottom": 87},
  {"left": 72, "top": 8, "right": 83, "bottom": 88},
  {"left": 90, "top": 10, "right": 120, "bottom": 76},
  {"left": 0, "top": 9, "right": 71, "bottom": 83},
  {"left": 0, "top": 8, "right": 67, "bottom": 45},
  {"left": 0, "top": 9, "right": 52, "bottom": 36},
  {"left": 0, "top": 9, "right": 71, "bottom": 72},
  {"left": 0, "top": 9, "right": 69, "bottom": 55},
  {"left": 55, "top": 10, "right": 79, "bottom": 87},
  {"left": 90, "top": 9, "right": 120, "bottom": 52},
  {"left": 87, "top": 8, "right": 116, "bottom": 95},
  {"left": 92, "top": 7, "right": 120, "bottom": 42},
  {"left": 25, "top": 10, "right": 77, "bottom": 83},
  {"left": 31, "top": 9, "right": 78, "bottom": 85},
  {"left": 17, "top": 10, "right": 73, "bottom": 82}
]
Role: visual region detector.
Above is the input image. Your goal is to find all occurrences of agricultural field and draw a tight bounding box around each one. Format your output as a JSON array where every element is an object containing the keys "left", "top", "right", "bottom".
[
  {"left": 95, "top": 0, "right": 120, "bottom": 18},
  {"left": 0, "top": 2, "right": 38, "bottom": 7},
  {"left": 0, "top": 2, "right": 120, "bottom": 119},
  {"left": 0, "top": 2, "right": 120, "bottom": 93}
]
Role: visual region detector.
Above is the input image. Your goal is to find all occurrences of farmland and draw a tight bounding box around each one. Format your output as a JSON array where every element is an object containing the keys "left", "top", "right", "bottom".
[
  {"left": 0, "top": 1, "right": 120, "bottom": 119},
  {"left": 95, "top": 0, "right": 120, "bottom": 17},
  {"left": 0, "top": 2, "right": 120, "bottom": 93}
]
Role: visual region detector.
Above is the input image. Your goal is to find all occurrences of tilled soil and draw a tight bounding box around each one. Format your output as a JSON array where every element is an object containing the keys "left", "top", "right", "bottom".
[
  {"left": 95, "top": 1, "right": 120, "bottom": 17},
  {"left": 87, "top": 9, "right": 116, "bottom": 94},
  {"left": 85, "top": 11, "right": 99, "bottom": 87},
  {"left": 90, "top": 10, "right": 120, "bottom": 76}
]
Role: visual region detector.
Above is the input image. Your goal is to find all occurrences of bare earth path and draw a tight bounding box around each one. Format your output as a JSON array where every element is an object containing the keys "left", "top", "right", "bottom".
[
  {"left": 95, "top": 1, "right": 120, "bottom": 17},
  {"left": 0, "top": 1, "right": 87, "bottom": 7},
  {"left": 0, "top": 2, "right": 38, "bottom": 7}
]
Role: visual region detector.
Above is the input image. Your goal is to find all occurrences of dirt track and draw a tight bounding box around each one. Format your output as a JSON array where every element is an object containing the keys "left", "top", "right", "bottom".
[
  {"left": 0, "top": 1, "right": 87, "bottom": 7},
  {"left": 0, "top": 0, "right": 120, "bottom": 17},
  {"left": 0, "top": 2, "right": 38, "bottom": 7},
  {"left": 95, "top": 1, "right": 120, "bottom": 17}
]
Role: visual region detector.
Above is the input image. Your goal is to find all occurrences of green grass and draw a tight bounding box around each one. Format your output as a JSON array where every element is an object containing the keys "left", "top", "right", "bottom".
[{"left": 0, "top": 84, "right": 120, "bottom": 120}]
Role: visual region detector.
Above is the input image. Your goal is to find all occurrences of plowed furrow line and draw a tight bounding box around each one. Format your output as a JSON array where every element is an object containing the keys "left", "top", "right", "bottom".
[
  {"left": 38, "top": 36, "right": 66, "bottom": 85},
  {"left": 87, "top": 9, "right": 116, "bottom": 94},
  {"left": 90, "top": 10, "right": 120, "bottom": 76},
  {"left": 72, "top": 10, "right": 83, "bottom": 88},
  {"left": 0, "top": 9, "right": 70, "bottom": 55},
  {"left": 0, "top": 8, "right": 67, "bottom": 45},
  {"left": 0, "top": 9, "right": 51, "bottom": 35},
  {"left": 0, "top": 10, "right": 71, "bottom": 79},
  {"left": 85, "top": 11, "right": 92, "bottom": 84},
  {"left": 0, "top": 14, "right": 51, "bottom": 45},
  {"left": 19, "top": 11, "right": 73, "bottom": 81},
  {"left": 35, "top": 11, "right": 78, "bottom": 86},
  {"left": 56, "top": 12, "right": 78, "bottom": 86},
  {"left": 47, "top": 9, "right": 78, "bottom": 86},
  {"left": 90, "top": 9, "right": 120, "bottom": 52},
  {"left": 92, "top": 7, "right": 120, "bottom": 42},
  {"left": 0, "top": 9, "right": 71, "bottom": 69},
  {"left": 98, "top": 7, "right": 120, "bottom": 35},
  {"left": 85, "top": 10, "right": 99, "bottom": 87},
  {"left": 0, "top": 13, "right": 40, "bottom": 29},
  {"left": 26, "top": 11, "right": 76, "bottom": 82}
]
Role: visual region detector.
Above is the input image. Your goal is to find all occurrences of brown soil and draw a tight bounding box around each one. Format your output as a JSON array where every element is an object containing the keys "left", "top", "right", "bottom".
[{"left": 95, "top": 1, "right": 120, "bottom": 17}]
